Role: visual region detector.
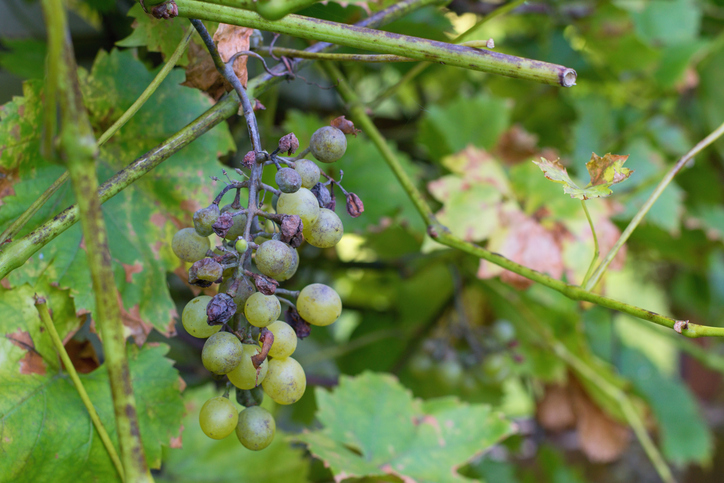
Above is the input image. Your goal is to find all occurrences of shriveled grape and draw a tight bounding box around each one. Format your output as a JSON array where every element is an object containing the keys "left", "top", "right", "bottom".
[
  {"left": 172, "top": 227, "right": 210, "bottom": 262},
  {"left": 194, "top": 204, "right": 220, "bottom": 237},
  {"left": 182, "top": 295, "right": 221, "bottom": 338},
  {"left": 297, "top": 283, "right": 342, "bottom": 326},
  {"left": 221, "top": 205, "right": 248, "bottom": 240}
]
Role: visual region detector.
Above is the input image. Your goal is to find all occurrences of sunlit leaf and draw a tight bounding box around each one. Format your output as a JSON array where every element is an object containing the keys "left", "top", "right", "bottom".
[{"left": 532, "top": 153, "right": 633, "bottom": 200}]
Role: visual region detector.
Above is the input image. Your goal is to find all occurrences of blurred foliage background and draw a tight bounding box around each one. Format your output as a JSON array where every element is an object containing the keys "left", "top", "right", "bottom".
[{"left": 3, "top": 0, "right": 724, "bottom": 481}]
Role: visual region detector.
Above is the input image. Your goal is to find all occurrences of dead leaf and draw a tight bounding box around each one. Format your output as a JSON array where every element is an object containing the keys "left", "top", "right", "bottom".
[
  {"left": 7, "top": 329, "right": 47, "bottom": 375},
  {"left": 63, "top": 338, "right": 100, "bottom": 374},
  {"left": 571, "top": 381, "right": 630, "bottom": 462},
  {"left": 537, "top": 384, "right": 576, "bottom": 431},
  {"left": 213, "top": 24, "right": 251, "bottom": 87}
]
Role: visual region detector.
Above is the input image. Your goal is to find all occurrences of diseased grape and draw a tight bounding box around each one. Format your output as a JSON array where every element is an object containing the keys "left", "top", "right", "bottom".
[
  {"left": 244, "top": 292, "right": 281, "bottom": 327},
  {"left": 227, "top": 344, "right": 268, "bottom": 389},
  {"left": 294, "top": 159, "right": 321, "bottom": 189},
  {"left": 236, "top": 406, "right": 275, "bottom": 451},
  {"left": 275, "top": 168, "right": 302, "bottom": 194},
  {"left": 309, "top": 126, "right": 346, "bottom": 163},
  {"left": 261, "top": 357, "right": 306, "bottom": 405},
  {"left": 276, "top": 247, "right": 299, "bottom": 282},
  {"left": 276, "top": 188, "right": 320, "bottom": 228},
  {"left": 219, "top": 276, "right": 256, "bottom": 308},
  {"left": 264, "top": 321, "right": 297, "bottom": 358},
  {"left": 220, "top": 204, "right": 248, "bottom": 240},
  {"left": 303, "top": 208, "right": 343, "bottom": 248},
  {"left": 194, "top": 204, "right": 220, "bottom": 237},
  {"left": 182, "top": 296, "right": 221, "bottom": 338},
  {"left": 199, "top": 396, "right": 238, "bottom": 440},
  {"left": 201, "top": 332, "right": 243, "bottom": 374},
  {"left": 172, "top": 228, "right": 210, "bottom": 262},
  {"left": 297, "top": 283, "right": 342, "bottom": 326},
  {"left": 254, "top": 240, "right": 296, "bottom": 280}
]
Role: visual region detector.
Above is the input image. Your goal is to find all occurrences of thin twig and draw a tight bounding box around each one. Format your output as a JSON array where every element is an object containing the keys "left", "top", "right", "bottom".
[
  {"left": 34, "top": 295, "right": 124, "bottom": 481},
  {"left": 580, "top": 200, "right": 599, "bottom": 287},
  {"left": 585, "top": 120, "right": 724, "bottom": 291}
]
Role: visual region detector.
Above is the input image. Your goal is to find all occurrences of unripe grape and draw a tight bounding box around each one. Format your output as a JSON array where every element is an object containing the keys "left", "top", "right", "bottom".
[
  {"left": 264, "top": 321, "right": 297, "bottom": 358},
  {"left": 199, "top": 396, "right": 238, "bottom": 440},
  {"left": 182, "top": 295, "right": 221, "bottom": 338},
  {"left": 221, "top": 205, "right": 248, "bottom": 240},
  {"left": 244, "top": 293, "right": 281, "bottom": 327},
  {"left": 294, "top": 159, "right": 321, "bottom": 189},
  {"left": 297, "top": 283, "right": 342, "bottom": 326},
  {"left": 172, "top": 227, "right": 210, "bottom": 262},
  {"left": 434, "top": 358, "right": 463, "bottom": 389},
  {"left": 254, "top": 240, "right": 297, "bottom": 280},
  {"left": 235, "top": 237, "right": 249, "bottom": 253},
  {"left": 303, "top": 208, "right": 343, "bottom": 248},
  {"left": 309, "top": 126, "right": 346, "bottom": 163},
  {"left": 275, "top": 168, "right": 302, "bottom": 194},
  {"left": 202, "top": 332, "right": 243, "bottom": 374},
  {"left": 276, "top": 188, "right": 320, "bottom": 228},
  {"left": 236, "top": 406, "right": 275, "bottom": 451},
  {"left": 262, "top": 357, "right": 306, "bottom": 405},
  {"left": 194, "top": 204, "right": 220, "bottom": 237},
  {"left": 228, "top": 344, "right": 268, "bottom": 389}
]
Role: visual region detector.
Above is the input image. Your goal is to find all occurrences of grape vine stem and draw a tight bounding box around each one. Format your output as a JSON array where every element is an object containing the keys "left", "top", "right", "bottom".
[
  {"left": 34, "top": 295, "right": 125, "bottom": 481},
  {"left": 40, "top": 0, "right": 151, "bottom": 480},
  {"left": 320, "top": 61, "right": 724, "bottom": 339}
]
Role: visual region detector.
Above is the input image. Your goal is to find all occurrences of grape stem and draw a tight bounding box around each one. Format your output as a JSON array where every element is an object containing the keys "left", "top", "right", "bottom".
[
  {"left": 277, "top": 296, "right": 297, "bottom": 310},
  {"left": 259, "top": 182, "right": 282, "bottom": 196},
  {"left": 275, "top": 288, "right": 300, "bottom": 298}
]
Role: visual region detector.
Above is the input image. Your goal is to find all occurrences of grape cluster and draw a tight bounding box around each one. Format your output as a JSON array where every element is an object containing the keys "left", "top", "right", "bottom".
[{"left": 171, "top": 120, "right": 362, "bottom": 450}]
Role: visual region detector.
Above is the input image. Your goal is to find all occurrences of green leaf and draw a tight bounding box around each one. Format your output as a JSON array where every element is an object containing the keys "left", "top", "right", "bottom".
[
  {"left": 417, "top": 94, "right": 511, "bottom": 162},
  {"left": 532, "top": 153, "right": 633, "bottom": 200},
  {"left": 620, "top": 348, "right": 713, "bottom": 466},
  {"left": 1, "top": 49, "right": 234, "bottom": 341},
  {"left": 116, "top": 5, "right": 191, "bottom": 66},
  {"left": 631, "top": 0, "right": 701, "bottom": 48},
  {"left": 158, "top": 385, "right": 310, "bottom": 483},
  {"left": 297, "top": 372, "right": 516, "bottom": 482},
  {"left": 0, "top": 284, "right": 184, "bottom": 481},
  {"left": 0, "top": 38, "right": 47, "bottom": 80}
]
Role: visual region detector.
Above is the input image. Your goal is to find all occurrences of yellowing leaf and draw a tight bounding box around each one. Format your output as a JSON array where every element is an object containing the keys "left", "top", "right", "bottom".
[{"left": 533, "top": 153, "right": 633, "bottom": 200}]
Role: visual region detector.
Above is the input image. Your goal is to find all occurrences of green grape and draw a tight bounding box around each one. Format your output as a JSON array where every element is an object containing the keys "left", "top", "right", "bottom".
[
  {"left": 261, "top": 357, "right": 306, "bottom": 405},
  {"left": 276, "top": 246, "right": 299, "bottom": 282},
  {"left": 296, "top": 283, "right": 342, "bottom": 326},
  {"left": 276, "top": 188, "right": 320, "bottom": 228},
  {"left": 482, "top": 353, "right": 510, "bottom": 383},
  {"left": 271, "top": 194, "right": 279, "bottom": 211},
  {"left": 182, "top": 295, "right": 221, "bottom": 338},
  {"left": 492, "top": 320, "right": 516, "bottom": 344},
  {"left": 172, "top": 227, "right": 210, "bottom": 262},
  {"left": 303, "top": 208, "right": 343, "bottom": 248},
  {"left": 275, "top": 167, "right": 302, "bottom": 194},
  {"left": 221, "top": 205, "right": 248, "bottom": 240},
  {"left": 199, "top": 396, "right": 238, "bottom": 440},
  {"left": 228, "top": 344, "right": 269, "bottom": 389},
  {"left": 193, "top": 204, "right": 220, "bottom": 237},
  {"left": 254, "top": 240, "right": 296, "bottom": 280},
  {"left": 244, "top": 293, "right": 281, "bottom": 327},
  {"left": 219, "top": 276, "right": 256, "bottom": 308},
  {"left": 434, "top": 358, "right": 463, "bottom": 389},
  {"left": 294, "top": 159, "right": 321, "bottom": 189},
  {"left": 264, "top": 321, "right": 297, "bottom": 358},
  {"left": 309, "top": 126, "right": 346, "bottom": 163},
  {"left": 201, "top": 332, "right": 243, "bottom": 374},
  {"left": 235, "top": 237, "right": 249, "bottom": 253},
  {"left": 408, "top": 352, "right": 433, "bottom": 378},
  {"left": 236, "top": 406, "right": 275, "bottom": 451}
]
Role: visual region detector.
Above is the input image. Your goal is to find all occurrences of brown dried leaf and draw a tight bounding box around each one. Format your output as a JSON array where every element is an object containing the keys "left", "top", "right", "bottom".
[
  {"left": 7, "top": 329, "right": 47, "bottom": 375},
  {"left": 63, "top": 338, "right": 100, "bottom": 374},
  {"left": 213, "top": 24, "right": 251, "bottom": 88},
  {"left": 182, "top": 41, "right": 227, "bottom": 100},
  {"left": 117, "top": 293, "right": 154, "bottom": 346},
  {"left": 536, "top": 384, "right": 576, "bottom": 431},
  {"left": 571, "top": 382, "right": 630, "bottom": 462},
  {"left": 331, "top": 115, "right": 361, "bottom": 136}
]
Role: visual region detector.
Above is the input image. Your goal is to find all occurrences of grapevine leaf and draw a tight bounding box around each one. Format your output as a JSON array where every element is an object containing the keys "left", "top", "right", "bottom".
[
  {"left": 158, "top": 385, "right": 310, "bottom": 483},
  {"left": 116, "top": 5, "right": 191, "bottom": 66},
  {"left": 1, "top": 49, "right": 235, "bottom": 342},
  {"left": 297, "top": 372, "right": 516, "bottom": 483},
  {"left": 0, "top": 284, "right": 184, "bottom": 482},
  {"left": 532, "top": 153, "right": 633, "bottom": 200}
]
